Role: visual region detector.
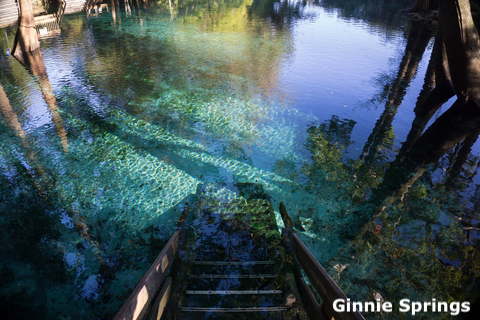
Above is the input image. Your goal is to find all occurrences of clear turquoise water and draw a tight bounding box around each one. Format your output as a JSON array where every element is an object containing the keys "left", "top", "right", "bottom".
[{"left": 1, "top": 0, "right": 479, "bottom": 319}]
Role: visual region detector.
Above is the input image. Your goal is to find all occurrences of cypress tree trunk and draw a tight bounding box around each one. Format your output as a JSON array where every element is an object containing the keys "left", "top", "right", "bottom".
[
  {"left": 12, "top": 0, "right": 40, "bottom": 64},
  {"left": 439, "top": 0, "right": 480, "bottom": 105}
]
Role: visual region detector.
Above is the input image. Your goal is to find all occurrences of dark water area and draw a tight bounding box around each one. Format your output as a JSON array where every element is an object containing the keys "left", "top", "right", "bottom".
[{"left": 1, "top": 0, "right": 479, "bottom": 319}]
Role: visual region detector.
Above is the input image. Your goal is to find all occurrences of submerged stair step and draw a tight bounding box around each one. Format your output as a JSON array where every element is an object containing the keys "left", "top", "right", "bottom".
[
  {"left": 187, "top": 276, "right": 280, "bottom": 291},
  {"left": 202, "top": 199, "right": 268, "bottom": 207},
  {"left": 201, "top": 233, "right": 271, "bottom": 239},
  {"left": 191, "top": 264, "right": 284, "bottom": 275},
  {"left": 192, "top": 248, "right": 273, "bottom": 261},
  {"left": 200, "top": 210, "right": 270, "bottom": 217},
  {"left": 186, "top": 290, "right": 282, "bottom": 294},
  {"left": 189, "top": 274, "right": 277, "bottom": 279},
  {"left": 207, "top": 208, "right": 270, "bottom": 215},
  {"left": 192, "top": 261, "right": 275, "bottom": 265},
  {"left": 181, "top": 307, "right": 287, "bottom": 312},
  {"left": 205, "top": 214, "right": 272, "bottom": 221}
]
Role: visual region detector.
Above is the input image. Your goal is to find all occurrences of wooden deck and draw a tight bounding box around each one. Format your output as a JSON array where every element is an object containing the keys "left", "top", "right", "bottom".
[
  {"left": 0, "top": 0, "right": 88, "bottom": 29},
  {"left": 0, "top": 0, "right": 19, "bottom": 28},
  {"left": 114, "top": 189, "right": 365, "bottom": 320}
]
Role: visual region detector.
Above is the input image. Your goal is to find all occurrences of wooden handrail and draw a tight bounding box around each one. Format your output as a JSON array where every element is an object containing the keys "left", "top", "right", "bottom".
[
  {"left": 298, "top": 277, "right": 327, "bottom": 320},
  {"left": 292, "top": 233, "right": 364, "bottom": 320},
  {"left": 114, "top": 231, "right": 179, "bottom": 320},
  {"left": 114, "top": 203, "right": 189, "bottom": 320}
]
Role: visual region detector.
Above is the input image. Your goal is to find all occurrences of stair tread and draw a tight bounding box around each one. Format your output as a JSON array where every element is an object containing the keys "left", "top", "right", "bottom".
[
  {"left": 186, "top": 289, "right": 282, "bottom": 294},
  {"left": 189, "top": 273, "right": 277, "bottom": 278},
  {"left": 181, "top": 307, "right": 287, "bottom": 312},
  {"left": 192, "top": 260, "right": 275, "bottom": 265}
]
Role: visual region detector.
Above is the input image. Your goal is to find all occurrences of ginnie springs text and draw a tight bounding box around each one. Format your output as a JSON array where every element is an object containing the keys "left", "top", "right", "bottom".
[{"left": 333, "top": 298, "right": 470, "bottom": 316}]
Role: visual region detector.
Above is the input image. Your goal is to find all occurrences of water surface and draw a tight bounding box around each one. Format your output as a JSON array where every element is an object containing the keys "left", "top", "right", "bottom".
[{"left": 1, "top": 0, "right": 479, "bottom": 319}]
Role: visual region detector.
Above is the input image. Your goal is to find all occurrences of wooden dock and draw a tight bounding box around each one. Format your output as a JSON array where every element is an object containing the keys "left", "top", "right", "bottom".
[{"left": 114, "top": 188, "right": 365, "bottom": 320}]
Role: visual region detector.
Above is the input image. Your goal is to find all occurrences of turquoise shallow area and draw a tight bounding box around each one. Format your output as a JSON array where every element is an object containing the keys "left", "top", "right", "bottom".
[{"left": 1, "top": 0, "right": 479, "bottom": 319}]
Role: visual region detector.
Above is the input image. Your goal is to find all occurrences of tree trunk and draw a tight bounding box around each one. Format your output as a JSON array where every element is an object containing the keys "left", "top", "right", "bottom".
[
  {"left": 12, "top": 0, "right": 40, "bottom": 64},
  {"left": 439, "top": 0, "right": 480, "bottom": 104},
  {"left": 11, "top": 0, "right": 69, "bottom": 151}
]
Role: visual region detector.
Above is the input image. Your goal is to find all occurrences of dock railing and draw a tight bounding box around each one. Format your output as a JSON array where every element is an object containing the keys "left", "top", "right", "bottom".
[
  {"left": 114, "top": 203, "right": 189, "bottom": 320},
  {"left": 279, "top": 202, "right": 365, "bottom": 320},
  {"left": 35, "top": 0, "right": 67, "bottom": 36}
]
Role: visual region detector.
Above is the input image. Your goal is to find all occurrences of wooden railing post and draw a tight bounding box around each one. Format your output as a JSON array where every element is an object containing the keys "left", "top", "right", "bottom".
[{"left": 279, "top": 203, "right": 365, "bottom": 320}]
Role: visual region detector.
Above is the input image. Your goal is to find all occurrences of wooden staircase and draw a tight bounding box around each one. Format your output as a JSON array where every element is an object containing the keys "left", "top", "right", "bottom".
[
  {"left": 166, "top": 197, "right": 306, "bottom": 319},
  {"left": 64, "top": 0, "right": 87, "bottom": 14},
  {"left": 114, "top": 188, "right": 365, "bottom": 320}
]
